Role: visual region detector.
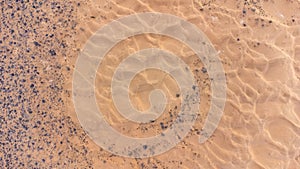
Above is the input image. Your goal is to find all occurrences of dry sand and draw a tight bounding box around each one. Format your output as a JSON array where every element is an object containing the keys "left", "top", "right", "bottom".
[{"left": 1, "top": 0, "right": 300, "bottom": 168}]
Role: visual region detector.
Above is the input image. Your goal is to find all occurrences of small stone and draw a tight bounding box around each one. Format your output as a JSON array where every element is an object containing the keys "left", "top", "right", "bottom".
[
  {"left": 49, "top": 49, "right": 56, "bottom": 56},
  {"left": 33, "top": 41, "right": 41, "bottom": 46},
  {"left": 201, "top": 67, "right": 207, "bottom": 73}
]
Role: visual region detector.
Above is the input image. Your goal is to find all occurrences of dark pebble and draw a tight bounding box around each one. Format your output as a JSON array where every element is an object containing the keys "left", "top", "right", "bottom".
[
  {"left": 192, "top": 85, "right": 196, "bottom": 90},
  {"left": 49, "top": 49, "right": 56, "bottom": 56},
  {"left": 201, "top": 67, "right": 207, "bottom": 73},
  {"left": 33, "top": 41, "right": 41, "bottom": 46}
]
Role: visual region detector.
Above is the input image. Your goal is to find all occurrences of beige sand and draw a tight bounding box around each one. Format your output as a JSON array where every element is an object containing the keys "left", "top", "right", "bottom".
[
  {"left": 1, "top": 0, "right": 299, "bottom": 168},
  {"left": 69, "top": 1, "right": 300, "bottom": 168}
]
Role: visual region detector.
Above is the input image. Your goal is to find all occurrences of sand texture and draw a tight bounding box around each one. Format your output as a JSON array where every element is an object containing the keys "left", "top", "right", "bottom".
[{"left": 0, "top": 0, "right": 300, "bottom": 168}]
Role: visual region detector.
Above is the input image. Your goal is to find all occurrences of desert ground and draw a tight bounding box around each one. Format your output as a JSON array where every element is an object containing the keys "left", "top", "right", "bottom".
[{"left": 0, "top": 0, "right": 299, "bottom": 168}]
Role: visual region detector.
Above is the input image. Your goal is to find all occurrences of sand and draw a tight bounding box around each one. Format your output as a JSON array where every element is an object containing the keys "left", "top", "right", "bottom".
[{"left": 1, "top": 0, "right": 300, "bottom": 168}]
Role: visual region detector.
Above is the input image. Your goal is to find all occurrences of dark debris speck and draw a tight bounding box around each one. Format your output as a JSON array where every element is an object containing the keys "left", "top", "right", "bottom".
[
  {"left": 49, "top": 49, "right": 56, "bottom": 56},
  {"left": 201, "top": 67, "right": 207, "bottom": 73},
  {"left": 33, "top": 41, "right": 41, "bottom": 46}
]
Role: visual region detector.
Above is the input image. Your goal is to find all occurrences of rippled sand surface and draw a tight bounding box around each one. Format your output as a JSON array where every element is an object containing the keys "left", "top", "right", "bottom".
[{"left": 1, "top": 0, "right": 300, "bottom": 168}]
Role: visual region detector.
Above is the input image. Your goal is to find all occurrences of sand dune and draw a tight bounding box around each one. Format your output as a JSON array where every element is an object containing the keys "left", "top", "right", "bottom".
[{"left": 1, "top": 0, "right": 299, "bottom": 168}]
